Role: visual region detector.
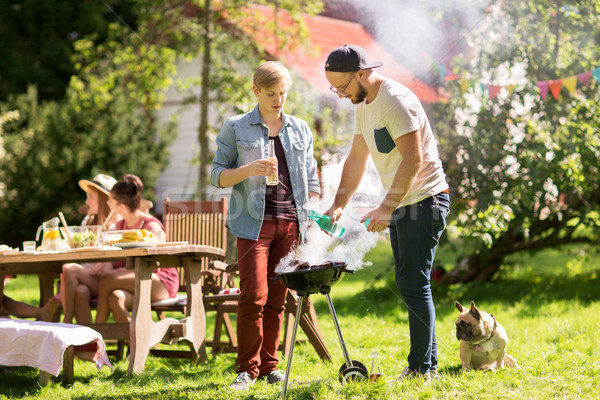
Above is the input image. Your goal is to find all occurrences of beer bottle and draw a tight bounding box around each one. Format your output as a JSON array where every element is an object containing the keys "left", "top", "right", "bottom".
[
  {"left": 369, "top": 351, "right": 382, "bottom": 382},
  {"left": 266, "top": 139, "right": 278, "bottom": 186}
]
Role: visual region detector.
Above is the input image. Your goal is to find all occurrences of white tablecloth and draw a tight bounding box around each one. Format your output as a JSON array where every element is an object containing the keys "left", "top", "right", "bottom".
[{"left": 0, "top": 318, "right": 112, "bottom": 376}]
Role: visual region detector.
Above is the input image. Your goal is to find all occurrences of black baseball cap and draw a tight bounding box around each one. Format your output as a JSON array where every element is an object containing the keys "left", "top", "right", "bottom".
[{"left": 325, "top": 45, "right": 383, "bottom": 72}]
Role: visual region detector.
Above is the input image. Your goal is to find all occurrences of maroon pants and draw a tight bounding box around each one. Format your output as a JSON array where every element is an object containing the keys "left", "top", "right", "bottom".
[{"left": 235, "top": 219, "right": 298, "bottom": 379}]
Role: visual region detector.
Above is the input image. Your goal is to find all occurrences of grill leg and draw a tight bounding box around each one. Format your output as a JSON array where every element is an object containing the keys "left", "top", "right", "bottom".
[
  {"left": 326, "top": 293, "right": 353, "bottom": 368},
  {"left": 282, "top": 295, "right": 304, "bottom": 399}
]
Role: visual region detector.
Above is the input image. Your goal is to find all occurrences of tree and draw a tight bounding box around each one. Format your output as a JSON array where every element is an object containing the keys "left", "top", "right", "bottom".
[
  {"left": 0, "top": 0, "right": 329, "bottom": 246},
  {"left": 0, "top": 0, "right": 137, "bottom": 101},
  {"left": 0, "top": 1, "right": 180, "bottom": 247},
  {"left": 175, "top": 0, "right": 325, "bottom": 195},
  {"left": 437, "top": 0, "right": 600, "bottom": 283},
  {"left": 0, "top": 84, "right": 176, "bottom": 247}
]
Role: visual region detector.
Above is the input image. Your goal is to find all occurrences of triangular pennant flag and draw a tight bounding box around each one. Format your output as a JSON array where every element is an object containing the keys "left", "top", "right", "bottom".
[
  {"left": 486, "top": 85, "right": 501, "bottom": 100},
  {"left": 505, "top": 84, "right": 516, "bottom": 95},
  {"left": 459, "top": 79, "right": 471, "bottom": 94},
  {"left": 439, "top": 65, "right": 446, "bottom": 82},
  {"left": 537, "top": 81, "right": 549, "bottom": 100},
  {"left": 592, "top": 67, "right": 600, "bottom": 82},
  {"left": 548, "top": 79, "right": 563, "bottom": 100},
  {"left": 485, "top": 84, "right": 493, "bottom": 97},
  {"left": 444, "top": 69, "right": 459, "bottom": 81},
  {"left": 578, "top": 71, "right": 592, "bottom": 87},
  {"left": 562, "top": 76, "right": 577, "bottom": 94}
]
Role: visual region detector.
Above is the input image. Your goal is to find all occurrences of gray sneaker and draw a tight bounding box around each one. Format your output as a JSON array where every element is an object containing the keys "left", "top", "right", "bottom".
[
  {"left": 229, "top": 372, "right": 255, "bottom": 391},
  {"left": 397, "top": 367, "right": 431, "bottom": 382},
  {"left": 265, "top": 370, "right": 285, "bottom": 384}
]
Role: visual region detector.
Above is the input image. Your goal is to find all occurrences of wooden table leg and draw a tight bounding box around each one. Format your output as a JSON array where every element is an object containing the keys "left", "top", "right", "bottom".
[
  {"left": 127, "top": 257, "right": 154, "bottom": 374},
  {"left": 38, "top": 271, "right": 56, "bottom": 307},
  {"left": 183, "top": 257, "right": 207, "bottom": 363}
]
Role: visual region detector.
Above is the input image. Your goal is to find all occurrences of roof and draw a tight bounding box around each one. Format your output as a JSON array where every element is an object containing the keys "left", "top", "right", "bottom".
[{"left": 238, "top": 6, "right": 441, "bottom": 103}]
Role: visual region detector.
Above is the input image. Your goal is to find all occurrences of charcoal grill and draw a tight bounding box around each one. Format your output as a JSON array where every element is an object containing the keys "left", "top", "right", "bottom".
[{"left": 273, "top": 261, "right": 368, "bottom": 398}]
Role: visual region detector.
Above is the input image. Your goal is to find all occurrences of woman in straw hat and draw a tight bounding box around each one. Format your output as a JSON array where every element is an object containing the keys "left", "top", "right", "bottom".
[
  {"left": 60, "top": 173, "right": 121, "bottom": 324},
  {"left": 77, "top": 174, "right": 120, "bottom": 227}
]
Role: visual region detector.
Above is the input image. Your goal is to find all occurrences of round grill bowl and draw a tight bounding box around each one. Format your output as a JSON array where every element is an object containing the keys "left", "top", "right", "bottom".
[{"left": 274, "top": 261, "right": 353, "bottom": 296}]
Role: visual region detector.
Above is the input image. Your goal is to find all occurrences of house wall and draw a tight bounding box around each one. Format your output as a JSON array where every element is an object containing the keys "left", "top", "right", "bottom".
[{"left": 153, "top": 56, "right": 226, "bottom": 215}]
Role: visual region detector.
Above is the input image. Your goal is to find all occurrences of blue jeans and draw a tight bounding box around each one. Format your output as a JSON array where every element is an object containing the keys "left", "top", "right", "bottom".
[{"left": 389, "top": 191, "right": 450, "bottom": 373}]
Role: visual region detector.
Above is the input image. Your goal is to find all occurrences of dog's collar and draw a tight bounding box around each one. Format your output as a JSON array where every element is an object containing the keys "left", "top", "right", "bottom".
[{"left": 473, "top": 315, "right": 497, "bottom": 346}]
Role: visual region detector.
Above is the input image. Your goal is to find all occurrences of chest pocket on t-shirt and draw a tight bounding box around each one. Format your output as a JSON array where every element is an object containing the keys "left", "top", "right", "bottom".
[{"left": 374, "top": 127, "right": 396, "bottom": 154}]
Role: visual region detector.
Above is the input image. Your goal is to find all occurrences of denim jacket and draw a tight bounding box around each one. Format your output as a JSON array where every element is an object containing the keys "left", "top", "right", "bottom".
[{"left": 210, "top": 105, "right": 321, "bottom": 241}]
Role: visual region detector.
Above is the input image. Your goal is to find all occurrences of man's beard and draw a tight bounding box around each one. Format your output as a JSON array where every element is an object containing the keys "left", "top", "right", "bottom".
[{"left": 350, "top": 81, "right": 368, "bottom": 104}]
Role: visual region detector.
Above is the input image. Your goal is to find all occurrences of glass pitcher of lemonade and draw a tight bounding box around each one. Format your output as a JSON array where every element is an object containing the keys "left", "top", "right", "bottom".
[{"left": 36, "top": 217, "right": 69, "bottom": 251}]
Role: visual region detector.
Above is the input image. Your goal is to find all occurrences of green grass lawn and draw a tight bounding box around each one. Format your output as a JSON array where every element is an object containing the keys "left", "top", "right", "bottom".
[{"left": 2, "top": 240, "right": 600, "bottom": 399}]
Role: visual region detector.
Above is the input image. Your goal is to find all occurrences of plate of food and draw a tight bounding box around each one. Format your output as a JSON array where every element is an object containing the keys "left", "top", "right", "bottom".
[
  {"left": 0, "top": 245, "right": 20, "bottom": 255},
  {"left": 113, "top": 241, "right": 160, "bottom": 248}
]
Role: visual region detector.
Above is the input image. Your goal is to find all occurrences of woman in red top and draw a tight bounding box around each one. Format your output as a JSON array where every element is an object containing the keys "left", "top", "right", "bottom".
[{"left": 95, "top": 174, "right": 179, "bottom": 323}]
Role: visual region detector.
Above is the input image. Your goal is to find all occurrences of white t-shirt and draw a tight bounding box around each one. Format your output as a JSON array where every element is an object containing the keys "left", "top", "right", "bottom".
[{"left": 355, "top": 79, "right": 448, "bottom": 208}]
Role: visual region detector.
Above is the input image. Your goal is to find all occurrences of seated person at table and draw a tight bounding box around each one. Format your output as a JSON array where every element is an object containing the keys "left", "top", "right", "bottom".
[
  {"left": 95, "top": 174, "right": 178, "bottom": 324},
  {"left": 1, "top": 276, "right": 59, "bottom": 321},
  {"left": 60, "top": 174, "right": 121, "bottom": 324}
]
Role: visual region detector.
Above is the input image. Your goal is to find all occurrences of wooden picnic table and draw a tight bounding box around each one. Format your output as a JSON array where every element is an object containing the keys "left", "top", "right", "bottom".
[{"left": 0, "top": 244, "right": 225, "bottom": 374}]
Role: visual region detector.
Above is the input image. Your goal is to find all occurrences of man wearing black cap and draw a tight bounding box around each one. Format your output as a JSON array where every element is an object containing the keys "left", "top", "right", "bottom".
[{"left": 324, "top": 44, "right": 450, "bottom": 381}]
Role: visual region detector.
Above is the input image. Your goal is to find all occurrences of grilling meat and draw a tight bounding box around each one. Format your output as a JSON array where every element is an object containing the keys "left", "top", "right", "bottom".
[
  {"left": 290, "top": 260, "right": 311, "bottom": 271},
  {"left": 310, "top": 261, "right": 333, "bottom": 269},
  {"left": 289, "top": 260, "right": 347, "bottom": 272}
]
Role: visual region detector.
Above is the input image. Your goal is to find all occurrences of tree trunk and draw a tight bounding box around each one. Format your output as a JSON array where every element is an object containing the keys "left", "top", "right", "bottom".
[
  {"left": 198, "top": 0, "right": 211, "bottom": 199},
  {"left": 441, "top": 236, "right": 593, "bottom": 284},
  {"left": 441, "top": 251, "right": 504, "bottom": 284}
]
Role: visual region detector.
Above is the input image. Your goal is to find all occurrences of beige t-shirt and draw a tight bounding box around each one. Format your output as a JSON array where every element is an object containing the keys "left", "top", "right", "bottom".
[{"left": 355, "top": 79, "right": 448, "bottom": 208}]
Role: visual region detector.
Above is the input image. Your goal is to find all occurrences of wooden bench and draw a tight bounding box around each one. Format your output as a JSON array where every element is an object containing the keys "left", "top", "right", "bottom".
[{"left": 0, "top": 319, "right": 112, "bottom": 386}]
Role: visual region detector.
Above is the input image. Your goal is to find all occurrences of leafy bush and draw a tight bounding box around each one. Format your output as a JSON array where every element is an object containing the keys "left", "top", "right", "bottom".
[
  {"left": 0, "top": 85, "right": 175, "bottom": 247},
  {"left": 433, "top": 1, "right": 600, "bottom": 282}
]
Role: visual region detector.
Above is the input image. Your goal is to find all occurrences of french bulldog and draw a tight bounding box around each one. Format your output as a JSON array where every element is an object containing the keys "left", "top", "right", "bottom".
[{"left": 455, "top": 301, "right": 520, "bottom": 371}]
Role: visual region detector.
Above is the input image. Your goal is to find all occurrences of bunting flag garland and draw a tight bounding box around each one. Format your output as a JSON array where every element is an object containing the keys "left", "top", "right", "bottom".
[
  {"left": 486, "top": 84, "right": 502, "bottom": 100},
  {"left": 537, "top": 81, "right": 550, "bottom": 100},
  {"left": 578, "top": 71, "right": 592, "bottom": 87},
  {"left": 435, "top": 60, "right": 600, "bottom": 101},
  {"left": 505, "top": 84, "right": 516, "bottom": 95},
  {"left": 438, "top": 65, "right": 446, "bottom": 83},
  {"left": 562, "top": 76, "right": 577, "bottom": 94},
  {"left": 459, "top": 79, "right": 471, "bottom": 93},
  {"left": 548, "top": 79, "right": 562, "bottom": 100}
]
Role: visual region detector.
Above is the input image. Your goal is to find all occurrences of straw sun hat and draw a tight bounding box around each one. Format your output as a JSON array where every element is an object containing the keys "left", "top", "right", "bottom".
[
  {"left": 78, "top": 173, "right": 154, "bottom": 212},
  {"left": 78, "top": 174, "right": 117, "bottom": 196}
]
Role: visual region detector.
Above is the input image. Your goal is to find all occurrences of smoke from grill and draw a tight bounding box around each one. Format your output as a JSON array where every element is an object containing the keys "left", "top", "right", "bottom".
[
  {"left": 276, "top": 213, "right": 379, "bottom": 274},
  {"left": 274, "top": 154, "right": 383, "bottom": 275}
]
